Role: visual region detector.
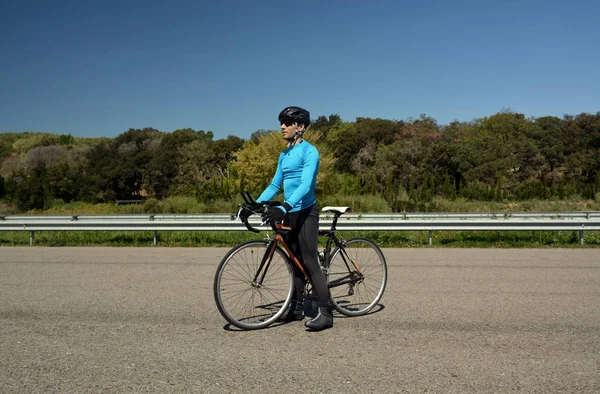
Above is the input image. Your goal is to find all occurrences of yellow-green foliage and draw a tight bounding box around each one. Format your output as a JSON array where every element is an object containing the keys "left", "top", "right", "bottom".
[
  {"left": 303, "top": 129, "right": 337, "bottom": 191},
  {"left": 231, "top": 131, "right": 285, "bottom": 192},
  {"left": 12, "top": 133, "right": 60, "bottom": 156}
]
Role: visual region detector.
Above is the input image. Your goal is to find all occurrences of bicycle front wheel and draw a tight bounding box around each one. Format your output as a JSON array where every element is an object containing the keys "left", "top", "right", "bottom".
[
  {"left": 328, "top": 238, "right": 387, "bottom": 316},
  {"left": 213, "top": 240, "right": 294, "bottom": 330}
]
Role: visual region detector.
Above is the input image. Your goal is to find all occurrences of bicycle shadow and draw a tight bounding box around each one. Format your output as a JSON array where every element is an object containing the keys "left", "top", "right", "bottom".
[
  {"left": 331, "top": 303, "right": 385, "bottom": 319},
  {"left": 221, "top": 304, "right": 386, "bottom": 331},
  {"left": 222, "top": 319, "right": 298, "bottom": 332}
]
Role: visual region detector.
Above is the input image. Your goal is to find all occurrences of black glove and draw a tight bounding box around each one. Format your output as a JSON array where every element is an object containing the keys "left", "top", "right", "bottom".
[
  {"left": 262, "top": 203, "right": 292, "bottom": 224},
  {"left": 239, "top": 202, "right": 263, "bottom": 221}
]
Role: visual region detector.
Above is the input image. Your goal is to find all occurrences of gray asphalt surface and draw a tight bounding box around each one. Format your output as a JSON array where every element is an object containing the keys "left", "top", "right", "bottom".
[{"left": 1, "top": 247, "right": 599, "bottom": 393}]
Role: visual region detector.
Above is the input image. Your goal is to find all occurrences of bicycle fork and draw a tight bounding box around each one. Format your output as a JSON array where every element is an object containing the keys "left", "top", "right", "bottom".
[{"left": 252, "top": 240, "right": 277, "bottom": 288}]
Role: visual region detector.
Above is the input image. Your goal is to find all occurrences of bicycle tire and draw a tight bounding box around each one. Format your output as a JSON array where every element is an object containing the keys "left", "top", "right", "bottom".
[
  {"left": 328, "top": 237, "right": 387, "bottom": 316},
  {"left": 213, "top": 240, "right": 294, "bottom": 330}
]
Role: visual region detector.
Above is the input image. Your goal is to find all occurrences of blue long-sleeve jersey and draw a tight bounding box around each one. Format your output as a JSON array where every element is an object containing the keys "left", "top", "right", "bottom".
[{"left": 257, "top": 140, "right": 319, "bottom": 212}]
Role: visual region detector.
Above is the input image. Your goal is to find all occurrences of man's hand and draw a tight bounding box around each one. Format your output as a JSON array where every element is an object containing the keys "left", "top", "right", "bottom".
[{"left": 261, "top": 203, "right": 292, "bottom": 224}]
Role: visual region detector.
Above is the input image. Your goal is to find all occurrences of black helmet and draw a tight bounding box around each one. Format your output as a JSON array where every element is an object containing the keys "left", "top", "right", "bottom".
[{"left": 278, "top": 106, "right": 311, "bottom": 127}]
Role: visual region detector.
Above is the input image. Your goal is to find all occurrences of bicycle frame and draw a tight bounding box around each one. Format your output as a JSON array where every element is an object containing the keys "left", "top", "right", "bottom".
[
  {"left": 320, "top": 230, "right": 364, "bottom": 289},
  {"left": 238, "top": 192, "right": 364, "bottom": 291},
  {"left": 252, "top": 224, "right": 309, "bottom": 288},
  {"left": 252, "top": 223, "right": 364, "bottom": 292}
]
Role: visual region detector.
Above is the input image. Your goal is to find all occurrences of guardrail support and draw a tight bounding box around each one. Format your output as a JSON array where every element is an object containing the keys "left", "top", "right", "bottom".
[
  {"left": 153, "top": 231, "right": 158, "bottom": 246},
  {"left": 580, "top": 230, "right": 585, "bottom": 245},
  {"left": 428, "top": 231, "right": 433, "bottom": 246},
  {"left": 30, "top": 231, "right": 34, "bottom": 246}
]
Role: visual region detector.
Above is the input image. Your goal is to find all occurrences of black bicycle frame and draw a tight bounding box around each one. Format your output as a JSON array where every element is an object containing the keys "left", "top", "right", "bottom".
[{"left": 320, "top": 231, "right": 364, "bottom": 289}]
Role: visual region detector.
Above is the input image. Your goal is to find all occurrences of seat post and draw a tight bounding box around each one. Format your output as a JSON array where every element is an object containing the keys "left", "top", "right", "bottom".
[{"left": 331, "top": 214, "right": 340, "bottom": 231}]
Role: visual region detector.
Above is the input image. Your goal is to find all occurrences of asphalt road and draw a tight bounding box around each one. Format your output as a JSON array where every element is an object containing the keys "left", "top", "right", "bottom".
[{"left": 1, "top": 247, "right": 599, "bottom": 393}]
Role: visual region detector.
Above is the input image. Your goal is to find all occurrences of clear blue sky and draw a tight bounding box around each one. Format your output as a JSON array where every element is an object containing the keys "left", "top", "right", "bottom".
[{"left": 1, "top": 0, "right": 598, "bottom": 140}]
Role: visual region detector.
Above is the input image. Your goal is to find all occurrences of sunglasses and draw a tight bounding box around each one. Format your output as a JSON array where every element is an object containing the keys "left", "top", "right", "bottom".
[{"left": 281, "top": 120, "right": 296, "bottom": 127}]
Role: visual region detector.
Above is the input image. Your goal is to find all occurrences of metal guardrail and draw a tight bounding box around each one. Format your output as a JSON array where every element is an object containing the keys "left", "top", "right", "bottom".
[{"left": 1, "top": 212, "right": 599, "bottom": 246}]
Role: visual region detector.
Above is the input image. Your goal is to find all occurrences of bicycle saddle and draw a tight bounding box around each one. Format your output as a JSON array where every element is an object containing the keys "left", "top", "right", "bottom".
[{"left": 322, "top": 206, "right": 351, "bottom": 216}]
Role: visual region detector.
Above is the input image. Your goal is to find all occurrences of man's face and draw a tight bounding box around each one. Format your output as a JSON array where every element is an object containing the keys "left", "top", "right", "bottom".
[{"left": 280, "top": 120, "right": 304, "bottom": 140}]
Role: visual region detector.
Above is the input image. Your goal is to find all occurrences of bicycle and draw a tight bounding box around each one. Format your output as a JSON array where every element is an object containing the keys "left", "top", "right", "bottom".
[{"left": 213, "top": 192, "right": 388, "bottom": 330}]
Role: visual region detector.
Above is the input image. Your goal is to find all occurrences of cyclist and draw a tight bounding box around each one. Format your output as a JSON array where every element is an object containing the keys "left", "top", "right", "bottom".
[{"left": 248, "top": 106, "right": 333, "bottom": 331}]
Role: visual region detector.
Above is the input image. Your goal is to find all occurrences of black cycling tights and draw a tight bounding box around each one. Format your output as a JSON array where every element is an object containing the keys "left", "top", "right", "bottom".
[{"left": 283, "top": 204, "right": 328, "bottom": 301}]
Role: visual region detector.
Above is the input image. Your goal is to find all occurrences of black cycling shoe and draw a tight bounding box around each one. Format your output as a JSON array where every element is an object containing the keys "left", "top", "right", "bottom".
[
  {"left": 305, "top": 299, "right": 333, "bottom": 331},
  {"left": 278, "top": 300, "right": 305, "bottom": 322}
]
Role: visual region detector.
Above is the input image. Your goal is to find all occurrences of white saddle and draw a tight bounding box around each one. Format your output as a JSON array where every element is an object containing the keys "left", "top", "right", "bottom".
[{"left": 321, "top": 206, "right": 351, "bottom": 215}]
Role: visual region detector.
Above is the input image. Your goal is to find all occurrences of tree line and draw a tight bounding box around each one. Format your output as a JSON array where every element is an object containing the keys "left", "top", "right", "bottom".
[{"left": 1, "top": 110, "right": 599, "bottom": 212}]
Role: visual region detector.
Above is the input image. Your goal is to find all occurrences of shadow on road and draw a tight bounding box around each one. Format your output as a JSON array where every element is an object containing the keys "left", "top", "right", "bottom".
[
  {"left": 221, "top": 303, "right": 385, "bottom": 331},
  {"left": 332, "top": 303, "right": 385, "bottom": 319}
]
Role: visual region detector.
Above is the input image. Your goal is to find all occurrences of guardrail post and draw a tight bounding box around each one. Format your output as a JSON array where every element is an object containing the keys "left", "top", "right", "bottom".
[
  {"left": 580, "top": 230, "right": 585, "bottom": 245},
  {"left": 428, "top": 231, "right": 433, "bottom": 246},
  {"left": 30, "top": 231, "right": 34, "bottom": 246},
  {"left": 153, "top": 231, "right": 158, "bottom": 246}
]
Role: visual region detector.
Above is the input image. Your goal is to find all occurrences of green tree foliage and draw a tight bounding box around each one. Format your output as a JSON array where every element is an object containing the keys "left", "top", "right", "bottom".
[
  {"left": 175, "top": 138, "right": 216, "bottom": 196},
  {"left": 106, "top": 128, "right": 161, "bottom": 199},
  {"left": 311, "top": 114, "right": 342, "bottom": 138},
  {"left": 144, "top": 128, "right": 214, "bottom": 198},
  {"left": 325, "top": 117, "right": 403, "bottom": 173},
  {"left": 2, "top": 110, "right": 600, "bottom": 213},
  {"left": 213, "top": 135, "right": 244, "bottom": 177},
  {"left": 326, "top": 121, "right": 359, "bottom": 173},
  {"left": 534, "top": 116, "right": 564, "bottom": 173},
  {"left": 0, "top": 140, "right": 11, "bottom": 162},
  {"left": 59, "top": 134, "right": 75, "bottom": 145}
]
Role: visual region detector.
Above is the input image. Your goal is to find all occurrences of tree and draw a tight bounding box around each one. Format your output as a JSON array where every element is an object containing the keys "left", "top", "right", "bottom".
[
  {"left": 559, "top": 113, "right": 600, "bottom": 185},
  {"left": 22, "top": 145, "right": 69, "bottom": 170},
  {"left": 356, "top": 117, "right": 402, "bottom": 146},
  {"left": 213, "top": 135, "right": 244, "bottom": 178},
  {"left": 311, "top": 114, "right": 342, "bottom": 138},
  {"left": 325, "top": 121, "right": 360, "bottom": 173},
  {"left": 0, "top": 140, "right": 11, "bottom": 162},
  {"left": 534, "top": 116, "right": 565, "bottom": 173},
  {"left": 351, "top": 141, "right": 377, "bottom": 187},
  {"left": 144, "top": 128, "right": 213, "bottom": 198},
  {"left": 15, "top": 165, "right": 49, "bottom": 211},
  {"left": 231, "top": 131, "right": 287, "bottom": 195},
  {"left": 174, "top": 139, "right": 217, "bottom": 196},
  {"left": 81, "top": 128, "right": 161, "bottom": 201}
]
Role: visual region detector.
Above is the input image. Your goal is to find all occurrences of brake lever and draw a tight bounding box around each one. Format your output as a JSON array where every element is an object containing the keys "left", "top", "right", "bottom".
[{"left": 236, "top": 205, "right": 244, "bottom": 220}]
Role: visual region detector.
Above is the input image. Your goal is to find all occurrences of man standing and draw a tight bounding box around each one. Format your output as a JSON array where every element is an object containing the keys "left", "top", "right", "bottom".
[{"left": 257, "top": 106, "right": 333, "bottom": 331}]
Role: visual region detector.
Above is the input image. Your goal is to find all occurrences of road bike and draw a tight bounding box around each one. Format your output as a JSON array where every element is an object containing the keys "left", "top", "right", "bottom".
[{"left": 213, "top": 193, "right": 387, "bottom": 330}]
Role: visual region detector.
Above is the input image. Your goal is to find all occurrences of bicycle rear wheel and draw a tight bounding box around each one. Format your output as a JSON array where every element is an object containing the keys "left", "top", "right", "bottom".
[
  {"left": 213, "top": 240, "right": 294, "bottom": 330},
  {"left": 328, "top": 238, "right": 387, "bottom": 316}
]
